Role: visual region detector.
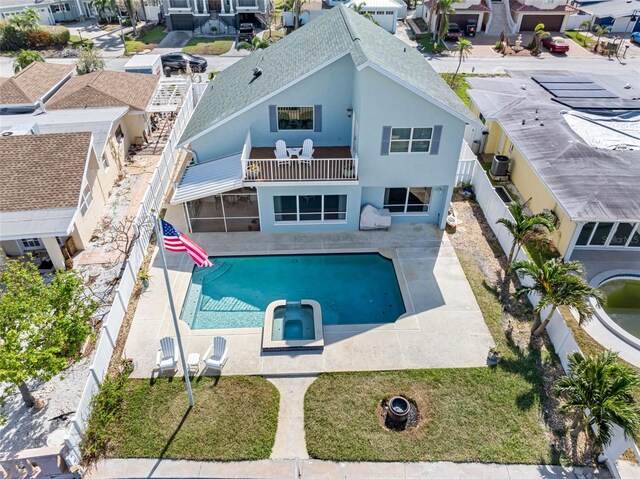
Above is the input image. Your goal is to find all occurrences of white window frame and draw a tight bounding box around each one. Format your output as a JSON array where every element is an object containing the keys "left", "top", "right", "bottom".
[
  {"left": 574, "top": 221, "right": 640, "bottom": 249},
  {"left": 98, "top": 152, "right": 110, "bottom": 170},
  {"left": 383, "top": 187, "right": 432, "bottom": 215},
  {"left": 273, "top": 194, "right": 348, "bottom": 224},
  {"left": 20, "top": 238, "right": 42, "bottom": 250},
  {"left": 389, "top": 127, "right": 433, "bottom": 154},
  {"left": 80, "top": 183, "right": 93, "bottom": 216},
  {"left": 277, "top": 106, "right": 314, "bottom": 132}
]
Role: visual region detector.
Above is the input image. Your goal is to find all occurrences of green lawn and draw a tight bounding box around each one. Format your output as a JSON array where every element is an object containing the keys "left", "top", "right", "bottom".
[
  {"left": 105, "top": 376, "right": 279, "bottom": 460},
  {"left": 124, "top": 26, "right": 167, "bottom": 54},
  {"left": 440, "top": 73, "right": 471, "bottom": 106},
  {"left": 564, "top": 30, "right": 595, "bottom": 49},
  {"left": 305, "top": 251, "right": 558, "bottom": 464},
  {"left": 69, "top": 35, "right": 94, "bottom": 49},
  {"left": 182, "top": 37, "right": 234, "bottom": 55}
]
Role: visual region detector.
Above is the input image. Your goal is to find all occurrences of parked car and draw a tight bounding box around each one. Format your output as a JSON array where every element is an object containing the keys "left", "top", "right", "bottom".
[
  {"left": 632, "top": 32, "right": 640, "bottom": 45},
  {"left": 542, "top": 36, "right": 570, "bottom": 53},
  {"left": 465, "top": 21, "right": 476, "bottom": 37},
  {"left": 444, "top": 23, "right": 462, "bottom": 41},
  {"left": 160, "top": 53, "right": 208, "bottom": 73},
  {"left": 238, "top": 23, "right": 255, "bottom": 42}
]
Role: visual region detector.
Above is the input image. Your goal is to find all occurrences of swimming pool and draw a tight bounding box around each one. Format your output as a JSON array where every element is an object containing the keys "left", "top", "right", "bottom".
[
  {"left": 600, "top": 277, "right": 640, "bottom": 340},
  {"left": 180, "top": 253, "right": 406, "bottom": 329}
]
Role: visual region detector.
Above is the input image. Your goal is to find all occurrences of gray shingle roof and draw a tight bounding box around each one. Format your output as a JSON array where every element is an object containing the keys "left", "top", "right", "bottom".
[{"left": 179, "top": 5, "right": 476, "bottom": 145}]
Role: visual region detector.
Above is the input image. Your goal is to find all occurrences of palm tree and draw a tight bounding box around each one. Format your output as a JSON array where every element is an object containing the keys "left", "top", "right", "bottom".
[
  {"left": 449, "top": 38, "right": 472, "bottom": 88},
  {"left": 8, "top": 7, "right": 40, "bottom": 30},
  {"left": 435, "top": 0, "right": 459, "bottom": 43},
  {"left": 349, "top": 2, "right": 379, "bottom": 25},
  {"left": 496, "top": 202, "right": 555, "bottom": 267},
  {"left": 511, "top": 258, "right": 604, "bottom": 336},
  {"left": 122, "top": 0, "right": 138, "bottom": 36},
  {"left": 285, "top": 0, "right": 308, "bottom": 30},
  {"left": 554, "top": 351, "right": 640, "bottom": 448},
  {"left": 237, "top": 36, "right": 269, "bottom": 51},
  {"left": 579, "top": 20, "right": 592, "bottom": 47},
  {"left": 592, "top": 25, "right": 611, "bottom": 53},
  {"left": 90, "top": 0, "right": 114, "bottom": 22}
]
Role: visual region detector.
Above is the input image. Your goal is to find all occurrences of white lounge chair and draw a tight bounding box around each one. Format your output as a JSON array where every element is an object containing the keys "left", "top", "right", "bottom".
[
  {"left": 299, "top": 139, "right": 314, "bottom": 165},
  {"left": 203, "top": 336, "right": 229, "bottom": 373},
  {"left": 274, "top": 140, "right": 290, "bottom": 166},
  {"left": 155, "top": 337, "right": 178, "bottom": 373}
]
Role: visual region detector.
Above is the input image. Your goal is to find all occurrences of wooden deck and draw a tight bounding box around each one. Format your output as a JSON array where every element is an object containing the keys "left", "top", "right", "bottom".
[{"left": 249, "top": 146, "right": 352, "bottom": 159}]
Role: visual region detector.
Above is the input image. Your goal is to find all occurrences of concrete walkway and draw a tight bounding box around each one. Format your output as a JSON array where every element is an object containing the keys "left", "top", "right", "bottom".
[
  {"left": 267, "top": 375, "right": 317, "bottom": 460},
  {"left": 87, "top": 459, "right": 612, "bottom": 478}
]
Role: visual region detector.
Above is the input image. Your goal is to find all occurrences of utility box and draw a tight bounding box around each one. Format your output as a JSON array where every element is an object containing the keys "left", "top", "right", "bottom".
[
  {"left": 491, "top": 155, "right": 510, "bottom": 177},
  {"left": 124, "top": 55, "right": 162, "bottom": 75}
]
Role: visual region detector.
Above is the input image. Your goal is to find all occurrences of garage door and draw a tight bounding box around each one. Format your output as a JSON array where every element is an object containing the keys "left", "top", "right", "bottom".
[
  {"left": 450, "top": 14, "right": 478, "bottom": 30},
  {"left": 170, "top": 14, "right": 194, "bottom": 31},
  {"left": 520, "top": 14, "right": 564, "bottom": 32}
]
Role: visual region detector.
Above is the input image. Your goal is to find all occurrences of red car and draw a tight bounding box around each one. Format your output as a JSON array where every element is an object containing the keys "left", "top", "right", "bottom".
[{"left": 542, "top": 36, "right": 570, "bottom": 53}]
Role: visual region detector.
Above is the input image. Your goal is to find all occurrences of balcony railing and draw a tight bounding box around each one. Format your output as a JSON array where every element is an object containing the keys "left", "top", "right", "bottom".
[
  {"left": 240, "top": 131, "right": 358, "bottom": 182},
  {"left": 236, "top": 0, "right": 258, "bottom": 7},
  {"left": 168, "top": 0, "right": 191, "bottom": 8}
]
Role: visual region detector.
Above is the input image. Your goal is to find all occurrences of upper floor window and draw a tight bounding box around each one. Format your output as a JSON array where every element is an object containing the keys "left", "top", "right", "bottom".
[
  {"left": 278, "top": 107, "right": 314, "bottom": 131},
  {"left": 80, "top": 184, "right": 93, "bottom": 216},
  {"left": 51, "top": 3, "right": 71, "bottom": 12},
  {"left": 390, "top": 127, "right": 433, "bottom": 153}
]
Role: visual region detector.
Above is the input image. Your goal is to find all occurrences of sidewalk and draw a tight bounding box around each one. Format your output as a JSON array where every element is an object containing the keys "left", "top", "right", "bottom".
[{"left": 87, "top": 458, "right": 612, "bottom": 478}]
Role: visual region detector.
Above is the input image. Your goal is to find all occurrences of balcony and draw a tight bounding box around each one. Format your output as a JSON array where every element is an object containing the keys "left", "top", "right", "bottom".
[
  {"left": 168, "top": 0, "right": 191, "bottom": 7},
  {"left": 236, "top": 0, "right": 259, "bottom": 7},
  {"left": 240, "top": 132, "right": 358, "bottom": 183}
]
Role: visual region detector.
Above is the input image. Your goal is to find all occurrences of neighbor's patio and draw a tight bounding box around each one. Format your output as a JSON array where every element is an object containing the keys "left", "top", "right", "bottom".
[{"left": 124, "top": 224, "right": 494, "bottom": 378}]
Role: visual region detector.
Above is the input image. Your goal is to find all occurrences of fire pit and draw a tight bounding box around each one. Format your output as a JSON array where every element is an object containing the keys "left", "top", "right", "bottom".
[{"left": 387, "top": 396, "right": 410, "bottom": 423}]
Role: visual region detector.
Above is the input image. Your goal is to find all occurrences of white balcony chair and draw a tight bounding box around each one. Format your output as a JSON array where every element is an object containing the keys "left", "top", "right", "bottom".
[
  {"left": 203, "top": 336, "right": 229, "bottom": 374},
  {"left": 299, "top": 139, "right": 314, "bottom": 165},
  {"left": 155, "top": 337, "right": 178, "bottom": 373},
  {"left": 274, "top": 140, "right": 290, "bottom": 166}
]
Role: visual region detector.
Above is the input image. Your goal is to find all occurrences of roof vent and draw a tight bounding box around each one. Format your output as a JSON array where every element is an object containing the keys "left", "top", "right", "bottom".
[
  {"left": 2, "top": 131, "right": 13, "bottom": 136},
  {"left": 624, "top": 84, "right": 631, "bottom": 89},
  {"left": 521, "top": 84, "right": 526, "bottom": 90},
  {"left": 253, "top": 68, "right": 262, "bottom": 78}
]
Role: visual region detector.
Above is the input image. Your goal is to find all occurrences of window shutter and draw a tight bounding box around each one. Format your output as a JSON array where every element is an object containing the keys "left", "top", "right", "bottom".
[
  {"left": 269, "top": 105, "right": 278, "bottom": 132},
  {"left": 314, "top": 105, "right": 322, "bottom": 132},
  {"left": 430, "top": 125, "right": 443, "bottom": 155},
  {"left": 380, "top": 126, "right": 391, "bottom": 156}
]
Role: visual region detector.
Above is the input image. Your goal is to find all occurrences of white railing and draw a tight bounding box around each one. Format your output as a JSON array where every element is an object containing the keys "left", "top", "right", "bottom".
[
  {"left": 456, "top": 141, "right": 477, "bottom": 185},
  {"left": 467, "top": 159, "right": 637, "bottom": 477},
  {"left": 504, "top": 0, "right": 518, "bottom": 34},
  {"left": 484, "top": 0, "right": 493, "bottom": 33},
  {"left": 60, "top": 83, "right": 206, "bottom": 468},
  {"left": 242, "top": 157, "right": 358, "bottom": 182}
]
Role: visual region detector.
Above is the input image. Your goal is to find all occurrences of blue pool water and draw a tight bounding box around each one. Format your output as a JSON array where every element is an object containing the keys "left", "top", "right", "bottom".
[{"left": 181, "top": 253, "right": 406, "bottom": 329}]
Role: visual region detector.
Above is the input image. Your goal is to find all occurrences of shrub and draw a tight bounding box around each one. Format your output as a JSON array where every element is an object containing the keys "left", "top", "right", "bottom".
[
  {"left": 76, "top": 47, "right": 105, "bottom": 75},
  {"left": 44, "top": 25, "right": 70, "bottom": 45},
  {"left": 26, "top": 29, "right": 52, "bottom": 49},
  {"left": 0, "top": 24, "right": 27, "bottom": 51},
  {"left": 13, "top": 49, "right": 44, "bottom": 73}
]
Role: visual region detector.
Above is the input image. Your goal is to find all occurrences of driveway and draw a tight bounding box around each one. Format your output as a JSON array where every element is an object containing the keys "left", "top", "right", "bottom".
[{"left": 158, "top": 31, "right": 192, "bottom": 49}]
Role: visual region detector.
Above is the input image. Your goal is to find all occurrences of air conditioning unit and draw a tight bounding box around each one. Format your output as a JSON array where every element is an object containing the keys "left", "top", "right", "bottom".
[
  {"left": 490, "top": 155, "right": 510, "bottom": 177},
  {"left": 0, "top": 125, "right": 36, "bottom": 137}
]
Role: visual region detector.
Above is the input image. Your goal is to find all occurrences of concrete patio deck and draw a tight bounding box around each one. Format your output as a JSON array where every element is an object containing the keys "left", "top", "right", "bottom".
[{"left": 124, "top": 224, "right": 494, "bottom": 378}]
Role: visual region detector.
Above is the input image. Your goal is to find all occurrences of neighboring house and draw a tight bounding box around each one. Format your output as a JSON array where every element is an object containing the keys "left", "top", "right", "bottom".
[
  {"left": 0, "top": 0, "right": 86, "bottom": 24},
  {"left": 566, "top": 0, "right": 640, "bottom": 33},
  {"left": 466, "top": 72, "right": 640, "bottom": 274},
  {"left": 45, "top": 70, "right": 161, "bottom": 151},
  {"left": 423, "top": 0, "right": 576, "bottom": 34},
  {"left": 345, "top": 0, "right": 403, "bottom": 33},
  {"left": 281, "top": 0, "right": 330, "bottom": 28},
  {"left": 2, "top": 106, "right": 131, "bottom": 175},
  {"left": 167, "top": 5, "right": 480, "bottom": 234},
  {"left": 0, "top": 132, "right": 112, "bottom": 269},
  {"left": 0, "top": 62, "right": 74, "bottom": 114},
  {"left": 161, "top": 0, "right": 272, "bottom": 31}
]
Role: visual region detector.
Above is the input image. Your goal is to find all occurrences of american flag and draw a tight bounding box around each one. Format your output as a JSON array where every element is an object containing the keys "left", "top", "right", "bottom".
[{"left": 161, "top": 220, "right": 213, "bottom": 267}]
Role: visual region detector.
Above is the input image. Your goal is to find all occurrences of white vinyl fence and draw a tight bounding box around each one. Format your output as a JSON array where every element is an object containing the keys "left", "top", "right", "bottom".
[
  {"left": 458, "top": 158, "right": 638, "bottom": 477},
  {"left": 64, "top": 83, "right": 205, "bottom": 467}
]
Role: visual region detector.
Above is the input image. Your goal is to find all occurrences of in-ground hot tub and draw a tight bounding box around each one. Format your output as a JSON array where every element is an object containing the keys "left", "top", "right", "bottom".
[
  {"left": 262, "top": 300, "right": 324, "bottom": 351},
  {"left": 591, "top": 272, "right": 640, "bottom": 352}
]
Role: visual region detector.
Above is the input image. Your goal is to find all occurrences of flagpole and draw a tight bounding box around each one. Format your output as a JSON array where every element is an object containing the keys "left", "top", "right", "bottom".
[{"left": 152, "top": 213, "right": 195, "bottom": 407}]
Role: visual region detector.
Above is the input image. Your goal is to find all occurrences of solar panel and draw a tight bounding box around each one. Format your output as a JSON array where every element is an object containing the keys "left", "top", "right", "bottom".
[
  {"left": 538, "top": 83, "right": 604, "bottom": 91},
  {"left": 547, "top": 89, "right": 618, "bottom": 99},
  {"left": 532, "top": 75, "right": 593, "bottom": 84}
]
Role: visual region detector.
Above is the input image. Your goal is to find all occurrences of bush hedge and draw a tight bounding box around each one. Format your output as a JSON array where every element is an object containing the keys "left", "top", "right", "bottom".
[
  {"left": 26, "top": 29, "right": 52, "bottom": 48},
  {"left": 0, "top": 24, "right": 70, "bottom": 51},
  {"left": 44, "top": 25, "right": 70, "bottom": 45}
]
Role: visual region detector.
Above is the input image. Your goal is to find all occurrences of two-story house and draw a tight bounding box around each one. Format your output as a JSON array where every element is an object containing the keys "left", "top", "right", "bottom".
[
  {"left": 166, "top": 5, "right": 479, "bottom": 234},
  {"left": 162, "top": 0, "right": 272, "bottom": 31}
]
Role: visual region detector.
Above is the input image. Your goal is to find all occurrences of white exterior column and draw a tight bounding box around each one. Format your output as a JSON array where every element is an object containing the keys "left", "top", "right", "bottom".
[
  {"left": 42, "top": 237, "right": 66, "bottom": 270},
  {"left": 229, "top": 0, "right": 235, "bottom": 14}
]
